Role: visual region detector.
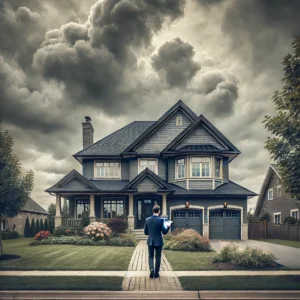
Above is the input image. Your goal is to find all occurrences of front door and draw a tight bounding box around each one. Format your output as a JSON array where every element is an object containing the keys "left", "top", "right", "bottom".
[{"left": 136, "top": 198, "right": 160, "bottom": 229}]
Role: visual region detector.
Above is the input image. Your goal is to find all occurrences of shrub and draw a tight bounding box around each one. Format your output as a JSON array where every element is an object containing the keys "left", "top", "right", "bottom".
[
  {"left": 163, "top": 229, "right": 211, "bottom": 252},
  {"left": 34, "top": 230, "right": 51, "bottom": 241},
  {"left": 30, "top": 218, "right": 36, "bottom": 237},
  {"left": 48, "top": 219, "right": 54, "bottom": 233},
  {"left": 107, "top": 218, "right": 128, "bottom": 235},
  {"left": 213, "top": 243, "right": 276, "bottom": 268},
  {"left": 81, "top": 210, "right": 90, "bottom": 227},
  {"left": 84, "top": 222, "right": 112, "bottom": 241},
  {"left": 1, "top": 230, "right": 20, "bottom": 240},
  {"left": 44, "top": 219, "right": 49, "bottom": 231},
  {"left": 40, "top": 219, "right": 44, "bottom": 230},
  {"left": 24, "top": 217, "right": 30, "bottom": 237},
  {"left": 259, "top": 211, "right": 270, "bottom": 222},
  {"left": 283, "top": 216, "right": 297, "bottom": 224},
  {"left": 35, "top": 219, "right": 40, "bottom": 234}
]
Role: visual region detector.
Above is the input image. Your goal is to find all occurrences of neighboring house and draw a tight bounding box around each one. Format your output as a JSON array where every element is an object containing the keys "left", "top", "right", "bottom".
[
  {"left": 46, "top": 100, "right": 256, "bottom": 240},
  {"left": 254, "top": 164, "right": 299, "bottom": 224},
  {"left": 1, "top": 197, "right": 49, "bottom": 234}
]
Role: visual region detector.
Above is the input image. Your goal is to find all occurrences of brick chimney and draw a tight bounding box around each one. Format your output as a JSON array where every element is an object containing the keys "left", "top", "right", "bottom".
[{"left": 82, "top": 116, "right": 94, "bottom": 149}]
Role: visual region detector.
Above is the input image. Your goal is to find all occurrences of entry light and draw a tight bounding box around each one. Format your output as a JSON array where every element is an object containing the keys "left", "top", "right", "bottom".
[
  {"left": 185, "top": 201, "right": 189, "bottom": 208},
  {"left": 223, "top": 201, "right": 227, "bottom": 208}
]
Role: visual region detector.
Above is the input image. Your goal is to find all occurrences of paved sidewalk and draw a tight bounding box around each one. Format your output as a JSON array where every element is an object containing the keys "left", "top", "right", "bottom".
[{"left": 122, "top": 240, "right": 182, "bottom": 291}]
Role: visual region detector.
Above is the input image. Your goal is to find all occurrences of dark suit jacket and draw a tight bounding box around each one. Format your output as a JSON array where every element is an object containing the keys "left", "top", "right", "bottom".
[{"left": 144, "top": 215, "right": 170, "bottom": 246}]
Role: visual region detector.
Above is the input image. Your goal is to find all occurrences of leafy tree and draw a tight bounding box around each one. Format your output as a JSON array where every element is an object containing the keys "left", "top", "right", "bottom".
[
  {"left": 24, "top": 217, "right": 30, "bottom": 237},
  {"left": 61, "top": 199, "right": 70, "bottom": 220},
  {"left": 30, "top": 218, "right": 36, "bottom": 237},
  {"left": 48, "top": 203, "right": 56, "bottom": 219},
  {"left": 44, "top": 219, "right": 49, "bottom": 231},
  {"left": 264, "top": 37, "right": 300, "bottom": 205},
  {"left": 0, "top": 124, "right": 34, "bottom": 255},
  {"left": 35, "top": 219, "right": 40, "bottom": 233},
  {"left": 40, "top": 219, "right": 44, "bottom": 230}
]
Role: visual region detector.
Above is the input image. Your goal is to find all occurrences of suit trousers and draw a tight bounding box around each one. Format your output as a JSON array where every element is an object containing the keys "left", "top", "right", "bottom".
[{"left": 148, "top": 245, "right": 162, "bottom": 275}]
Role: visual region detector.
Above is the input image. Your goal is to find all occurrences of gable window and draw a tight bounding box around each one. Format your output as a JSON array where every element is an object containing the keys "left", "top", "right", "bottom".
[
  {"left": 191, "top": 157, "right": 211, "bottom": 178},
  {"left": 103, "top": 199, "right": 124, "bottom": 218},
  {"left": 277, "top": 185, "right": 281, "bottom": 197},
  {"left": 76, "top": 197, "right": 90, "bottom": 219},
  {"left": 176, "top": 116, "right": 182, "bottom": 126},
  {"left": 267, "top": 189, "right": 273, "bottom": 200},
  {"left": 95, "top": 161, "right": 120, "bottom": 178},
  {"left": 291, "top": 209, "right": 299, "bottom": 220},
  {"left": 215, "top": 157, "right": 222, "bottom": 179},
  {"left": 274, "top": 212, "right": 281, "bottom": 224},
  {"left": 176, "top": 158, "right": 185, "bottom": 179},
  {"left": 139, "top": 159, "right": 158, "bottom": 174}
]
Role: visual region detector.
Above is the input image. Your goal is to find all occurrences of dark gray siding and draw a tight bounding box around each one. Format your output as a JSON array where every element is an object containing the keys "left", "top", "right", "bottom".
[
  {"left": 134, "top": 177, "right": 160, "bottom": 192},
  {"left": 121, "top": 160, "right": 129, "bottom": 180},
  {"left": 129, "top": 159, "right": 138, "bottom": 180},
  {"left": 173, "top": 181, "right": 187, "bottom": 189},
  {"left": 175, "top": 125, "right": 226, "bottom": 150},
  {"left": 158, "top": 158, "right": 167, "bottom": 180},
  {"left": 168, "top": 158, "right": 175, "bottom": 182},
  {"left": 167, "top": 196, "right": 248, "bottom": 224},
  {"left": 189, "top": 180, "right": 213, "bottom": 190},
  {"left": 63, "top": 178, "right": 87, "bottom": 190},
  {"left": 223, "top": 157, "right": 229, "bottom": 182},
  {"left": 136, "top": 110, "right": 192, "bottom": 154}
]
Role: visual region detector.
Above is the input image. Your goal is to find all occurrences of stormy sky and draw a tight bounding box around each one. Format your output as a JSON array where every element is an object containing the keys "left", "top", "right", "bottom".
[{"left": 1, "top": 0, "right": 299, "bottom": 210}]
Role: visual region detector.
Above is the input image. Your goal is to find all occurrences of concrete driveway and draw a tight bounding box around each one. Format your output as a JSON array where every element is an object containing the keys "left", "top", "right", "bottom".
[{"left": 210, "top": 239, "right": 300, "bottom": 269}]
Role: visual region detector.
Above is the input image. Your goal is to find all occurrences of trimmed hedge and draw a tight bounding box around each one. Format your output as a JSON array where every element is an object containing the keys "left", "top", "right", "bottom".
[
  {"left": 107, "top": 218, "right": 128, "bottom": 235},
  {"left": 1, "top": 230, "right": 20, "bottom": 240}
]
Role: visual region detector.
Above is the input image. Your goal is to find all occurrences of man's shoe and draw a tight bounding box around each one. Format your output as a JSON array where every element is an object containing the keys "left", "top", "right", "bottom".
[
  {"left": 154, "top": 273, "right": 160, "bottom": 278},
  {"left": 149, "top": 269, "right": 154, "bottom": 278}
]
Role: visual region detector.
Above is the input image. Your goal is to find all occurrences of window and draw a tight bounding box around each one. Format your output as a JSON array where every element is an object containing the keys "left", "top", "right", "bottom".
[
  {"left": 176, "top": 158, "right": 185, "bottom": 179},
  {"left": 76, "top": 198, "right": 90, "bottom": 219},
  {"left": 215, "top": 157, "right": 222, "bottom": 178},
  {"left": 95, "top": 161, "right": 120, "bottom": 178},
  {"left": 188, "top": 211, "right": 201, "bottom": 218},
  {"left": 1, "top": 221, "right": 7, "bottom": 230},
  {"left": 176, "top": 116, "right": 182, "bottom": 126},
  {"left": 268, "top": 189, "right": 273, "bottom": 200},
  {"left": 210, "top": 210, "right": 223, "bottom": 218},
  {"left": 191, "top": 157, "right": 211, "bottom": 177},
  {"left": 291, "top": 209, "right": 299, "bottom": 220},
  {"left": 103, "top": 199, "right": 124, "bottom": 218},
  {"left": 226, "top": 211, "right": 239, "bottom": 218},
  {"left": 139, "top": 159, "right": 158, "bottom": 174},
  {"left": 277, "top": 185, "right": 281, "bottom": 197},
  {"left": 274, "top": 213, "right": 281, "bottom": 224},
  {"left": 174, "top": 211, "right": 185, "bottom": 218}
]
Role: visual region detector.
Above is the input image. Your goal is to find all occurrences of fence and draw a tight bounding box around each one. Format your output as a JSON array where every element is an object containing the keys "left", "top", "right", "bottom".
[{"left": 248, "top": 220, "right": 300, "bottom": 241}]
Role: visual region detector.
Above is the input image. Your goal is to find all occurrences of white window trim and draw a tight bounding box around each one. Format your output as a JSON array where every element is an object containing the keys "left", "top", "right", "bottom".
[
  {"left": 215, "top": 156, "right": 223, "bottom": 179},
  {"left": 1, "top": 220, "right": 7, "bottom": 231},
  {"left": 268, "top": 189, "right": 273, "bottom": 200},
  {"left": 175, "top": 157, "right": 186, "bottom": 180},
  {"left": 190, "top": 156, "right": 212, "bottom": 178},
  {"left": 94, "top": 160, "right": 121, "bottom": 179},
  {"left": 277, "top": 185, "right": 281, "bottom": 197},
  {"left": 290, "top": 209, "right": 299, "bottom": 219},
  {"left": 138, "top": 158, "right": 158, "bottom": 175},
  {"left": 273, "top": 212, "right": 281, "bottom": 224}
]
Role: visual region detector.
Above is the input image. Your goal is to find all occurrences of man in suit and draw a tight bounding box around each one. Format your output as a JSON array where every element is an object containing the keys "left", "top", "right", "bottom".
[{"left": 144, "top": 204, "right": 170, "bottom": 279}]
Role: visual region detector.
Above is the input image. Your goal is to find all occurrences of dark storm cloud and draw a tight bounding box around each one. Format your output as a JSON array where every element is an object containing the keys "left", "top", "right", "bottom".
[{"left": 151, "top": 38, "right": 200, "bottom": 87}]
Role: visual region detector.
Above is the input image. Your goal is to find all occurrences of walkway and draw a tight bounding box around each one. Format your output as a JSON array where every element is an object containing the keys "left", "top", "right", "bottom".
[
  {"left": 210, "top": 239, "right": 300, "bottom": 268},
  {"left": 122, "top": 240, "right": 182, "bottom": 291}
]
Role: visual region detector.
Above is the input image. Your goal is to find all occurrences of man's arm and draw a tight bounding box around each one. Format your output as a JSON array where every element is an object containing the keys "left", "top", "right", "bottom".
[
  {"left": 144, "top": 220, "right": 149, "bottom": 235},
  {"left": 161, "top": 219, "right": 170, "bottom": 235}
]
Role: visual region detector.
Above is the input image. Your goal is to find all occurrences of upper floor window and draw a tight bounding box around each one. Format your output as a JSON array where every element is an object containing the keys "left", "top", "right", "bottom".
[
  {"left": 267, "top": 189, "right": 273, "bottom": 200},
  {"left": 215, "top": 157, "right": 222, "bottom": 178},
  {"left": 95, "top": 161, "right": 120, "bottom": 178},
  {"left": 176, "top": 158, "right": 185, "bottom": 179},
  {"left": 277, "top": 185, "right": 281, "bottom": 197},
  {"left": 176, "top": 116, "right": 182, "bottom": 126},
  {"left": 191, "top": 157, "right": 211, "bottom": 177},
  {"left": 139, "top": 159, "right": 158, "bottom": 174}
]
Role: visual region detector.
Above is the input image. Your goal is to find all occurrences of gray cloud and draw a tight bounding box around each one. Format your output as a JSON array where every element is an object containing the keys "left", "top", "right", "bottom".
[{"left": 151, "top": 38, "right": 200, "bottom": 87}]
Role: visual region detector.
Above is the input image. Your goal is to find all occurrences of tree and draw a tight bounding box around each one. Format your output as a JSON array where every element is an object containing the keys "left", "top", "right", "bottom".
[
  {"left": 44, "top": 219, "right": 49, "bottom": 231},
  {"left": 61, "top": 199, "right": 70, "bottom": 220},
  {"left": 0, "top": 124, "right": 34, "bottom": 255},
  {"left": 30, "top": 218, "right": 36, "bottom": 237},
  {"left": 48, "top": 219, "right": 54, "bottom": 233},
  {"left": 40, "top": 219, "right": 44, "bottom": 231},
  {"left": 24, "top": 217, "right": 30, "bottom": 237},
  {"left": 48, "top": 203, "right": 56, "bottom": 219},
  {"left": 36, "top": 219, "right": 40, "bottom": 233},
  {"left": 264, "top": 37, "right": 300, "bottom": 205}
]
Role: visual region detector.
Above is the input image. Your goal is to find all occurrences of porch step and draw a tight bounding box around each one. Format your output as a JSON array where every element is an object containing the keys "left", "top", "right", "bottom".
[{"left": 133, "top": 229, "right": 147, "bottom": 240}]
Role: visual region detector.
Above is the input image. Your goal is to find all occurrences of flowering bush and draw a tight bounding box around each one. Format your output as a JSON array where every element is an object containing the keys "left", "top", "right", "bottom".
[
  {"left": 34, "top": 230, "right": 51, "bottom": 241},
  {"left": 84, "top": 222, "right": 112, "bottom": 241}
]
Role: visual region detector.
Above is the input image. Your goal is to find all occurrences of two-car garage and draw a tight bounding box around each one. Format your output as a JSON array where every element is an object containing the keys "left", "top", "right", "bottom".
[{"left": 172, "top": 209, "right": 203, "bottom": 234}]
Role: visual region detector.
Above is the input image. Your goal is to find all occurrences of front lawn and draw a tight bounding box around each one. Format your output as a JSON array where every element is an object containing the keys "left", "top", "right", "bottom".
[
  {"left": 259, "top": 239, "right": 300, "bottom": 249},
  {"left": 180, "top": 276, "right": 300, "bottom": 290},
  {"left": 0, "top": 238, "right": 134, "bottom": 270},
  {"left": 0, "top": 276, "right": 122, "bottom": 290}
]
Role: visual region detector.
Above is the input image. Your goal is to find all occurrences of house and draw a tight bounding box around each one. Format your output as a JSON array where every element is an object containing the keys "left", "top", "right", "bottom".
[
  {"left": 254, "top": 164, "right": 299, "bottom": 224},
  {"left": 45, "top": 100, "right": 256, "bottom": 240},
  {"left": 1, "top": 197, "right": 49, "bottom": 234}
]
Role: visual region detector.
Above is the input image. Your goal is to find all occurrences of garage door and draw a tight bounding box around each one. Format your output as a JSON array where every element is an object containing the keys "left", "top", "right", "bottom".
[
  {"left": 172, "top": 210, "right": 203, "bottom": 234},
  {"left": 209, "top": 209, "right": 241, "bottom": 239}
]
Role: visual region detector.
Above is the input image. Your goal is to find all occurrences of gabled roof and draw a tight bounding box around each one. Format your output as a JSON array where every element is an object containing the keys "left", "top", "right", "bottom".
[
  {"left": 162, "top": 115, "right": 240, "bottom": 153},
  {"left": 73, "top": 121, "right": 154, "bottom": 158},
  {"left": 121, "top": 100, "right": 198, "bottom": 154},
  {"left": 176, "top": 144, "right": 222, "bottom": 152},
  {"left": 122, "top": 168, "right": 174, "bottom": 192},
  {"left": 45, "top": 169, "right": 98, "bottom": 193},
  {"left": 22, "top": 197, "right": 49, "bottom": 215},
  {"left": 254, "top": 164, "right": 281, "bottom": 217}
]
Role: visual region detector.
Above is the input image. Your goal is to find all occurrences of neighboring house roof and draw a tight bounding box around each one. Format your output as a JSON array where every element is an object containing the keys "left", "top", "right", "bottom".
[
  {"left": 73, "top": 121, "right": 154, "bottom": 158},
  {"left": 22, "top": 197, "right": 49, "bottom": 215},
  {"left": 254, "top": 164, "right": 281, "bottom": 217}
]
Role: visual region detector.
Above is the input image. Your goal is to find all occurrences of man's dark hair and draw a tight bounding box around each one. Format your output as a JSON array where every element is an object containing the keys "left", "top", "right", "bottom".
[{"left": 153, "top": 205, "right": 160, "bottom": 214}]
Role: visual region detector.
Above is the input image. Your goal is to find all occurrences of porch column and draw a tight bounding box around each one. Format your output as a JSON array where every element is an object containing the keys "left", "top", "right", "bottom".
[
  {"left": 89, "top": 194, "right": 96, "bottom": 223},
  {"left": 128, "top": 194, "right": 135, "bottom": 231},
  {"left": 161, "top": 193, "right": 168, "bottom": 218},
  {"left": 55, "top": 195, "right": 62, "bottom": 228}
]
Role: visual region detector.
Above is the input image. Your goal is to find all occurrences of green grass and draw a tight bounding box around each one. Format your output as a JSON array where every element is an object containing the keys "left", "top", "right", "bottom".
[
  {"left": 164, "top": 250, "right": 219, "bottom": 270},
  {"left": 260, "top": 239, "right": 300, "bottom": 248},
  {"left": 0, "top": 276, "right": 122, "bottom": 290},
  {"left": 180, "top": 276, "right": 300, "bottom": 290},
  {"left": 0, "top": 238, "right": 134, "bottom": 270}
]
